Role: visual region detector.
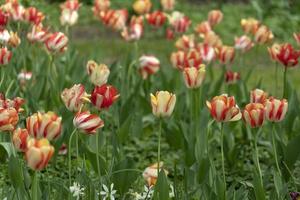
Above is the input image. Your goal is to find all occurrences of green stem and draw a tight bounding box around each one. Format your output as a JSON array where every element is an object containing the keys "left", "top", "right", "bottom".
[
  {"left": 32, "top": 171, "right": 38, "bottom": 200},
  {"left": 254, "top": 128, "right": 263, "bottom": 188},
  {"left": 68, "top": 129, "right": 77, "bottom": 187},
  {"left": 220, "top": 123, "right": 226, "bottom": 199},
  {"left": 274, "top": 62, "right": 278, "bottom": 96},
  {"left": 96, "top": 132, "right": 101, "bottom": 180},
  {"left": 272, "top": 124, "right": 281, "bottom": 176},
  {"left": 157, "top": 119, "right": 162, "bottom": 176},
  {"left": 283, "top": 67, "right": 288, "bottom": 98}
]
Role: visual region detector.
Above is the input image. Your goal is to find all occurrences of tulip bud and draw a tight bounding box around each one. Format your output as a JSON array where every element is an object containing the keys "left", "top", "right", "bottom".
[
  {"left": 26, "top": 112, "right": 62, "bottom": 140},
  {"left": 184, "top": 49, "right": 202, "bottom": 68},
  {"left": 146, "top": 11, "right": 166, "bottom": 28},
  {"left": 0, "top": 107, "right": 18, "bottom": 131},
  {"left": 241, "top": 18, "right": 260, "bottom": 34},
  {"left": 8, "top": 31, "right": 20, "bottom": 47},
  {"left": 93, "top": 0, "right": 110, "bottom": 17},
  {"left": 12, "top": 128, "right": 29, "bottom": 152},
  {"left": 45, "top": 32, "right": 68, "bottom": 53},
  {"left": 143, "top": 162, "right": 168, "bottom": 187},
  {"left": 175, "top": 34, "right": 195, "bottom": 51},
  {"left": 265, "top": 97, "right": 288, "bottom": 122},
  {"left": 0, "top": 10, "right": 8, "bottom": 30},
  {"left": 27, "top": 24, "right": 49, "bottom": 43},
  {"left": 2, "top": 2, "right": 25, "bottom": 21},
  {"left": 160, "top": 0, "right": 175, "bottom": 11},
  {"left": 276, "top": 43, "right": 300, "bottom": 68},
  {"left": 86, "top": 60, "right": 110, "bottom": 86},
  {"left": 183, "top": 65, "right": 206, "bottom": 89},
  {"left": 170, "top": 50, "right": 185, "bottom": 70},
  {"left": 133, "top": 0, "right": 152, "bottom": 15},
  {"left": 121, "top": 15, "right": 144, "bottom": 41},
  {"left": 243, "top": 103, "right": 265, "bottom": 128},
  {"left": 225, "top": 71, "right": 240, "bottom": 84},
  {"left": 23, "top": 7, "right": 44, "bottom": 25},
  {"left": 169, "top": 11, "right": 190, "bottom": 33},
  {"left": 25, "top": 138, "right": 54, "bottom": 170},
  {"left": 61, "top": 84, "right": 90, "bottom": 112},
  {"left": 150, "top": 91, "right": 176, "bottom": 118},
  {"left": 203, "top": 31, "right": 222, "bottom": 48},
  {"left": 206, "top": 94, "right": 242, "bottom": 122},
  {"left": 196, "top": 43, "right": 215, "bottom": 63},
  {"left": 250, "top": 89, "right": 268, "bottom": 104},
  {"left": 267, "top": 43, "right": 280, "bottom": 62},
  {"left": 91, "top": 84, "right": 119, "bottom": 110},
  {"left": 194, "top": 21, "right": 211, "bottom": 38},
  {"left": 60, "top": 9, "right": 78, "bottom": 26},
  {"left": 254, "top": 25, "right": 273, "bottom": 44},
  {"left": 100, "top": 9, "right": 128, "bottom": 31},
  {"left": 208, "top": 10, "right": 223, "bottom": 26},
  {"left": 73, "top": 111, "right": 104, "bottom": 134},
  {"left": 0, "top": 47, "right": 12, "bottom": 65},
  {"left": 217, "top": 46, "right": 235, "bottom": 65},
  {"left": 138, "top": 55, "right": 160, "bottom": 79},
  {"left": 234, "top": 35, "right": 253, "bottom": 52}
]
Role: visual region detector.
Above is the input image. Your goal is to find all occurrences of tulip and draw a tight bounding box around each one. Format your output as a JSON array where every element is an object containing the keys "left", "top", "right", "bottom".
[
  {"left": 0, "top": 94, "right": 24, "bottom": 112},
  {"left": 160, "top": 0, "right": 175, "bottom": 11},
  {"left": 25, "top": 138, "right": 54, "bottom": 170},
  {"left": 0, "top": 29, "right": 10, "bottom": 43},
  {"left": 203, "top": 31, "right": 222, "bottom": 48},
  {"left": 91, "top": 84, "right": 119, "bottom": 110},
  {"left": 294, "top": 33, "right": 300, "bottom": 45},
  {"left": 45, "top": 32, "right": 68, "bottom": 53},
  {"left": 243, "top": 103, "right": 265, "bottom": 128},
  {"left": 142, "top": 162, "right": 168, "bottom": 187},
  {"left": 150, "top": 91, "right": 176, "bottom": 118},
  {"left": 175, "top": 34, "right": 195, "bottom": 51},
  {"left": 169, "top": 11, "right": 190, "bottom": 33},
  {"left": 12, "top": 128, "right": 29, "bottom": 152},
  {"left": 138, "top": 55, "right": 160, "bottom": 79},
  {"left": 234, "top": 35, "right": 254, "bottom": 52},
  {"left": 0, "top": 107, "right": 18, "bottom": 131},
  {"left": 17, "top": 71, "right": 32, "bottom": 86},
  {"left": 146, "top": 11, "right": 166, "bottom": 28},
  {"left": 60, "top": 0, "right": 81, "bottom": 10},
  {"left": 165, "top": 28, "right": 174, "bottom": 40},
  {"left": 2, "top": 1, "right": 24, "bottom": 21},
  {"left": 276, "top": 43, "right": 300, "bottom": 68},
  {"left": 8, "top": 31, "right": 20, "bottom": 47},
  {"left": 27, "top": 25, "right": 49, "bottom": 43},
  {"left": 196, "top": 43, "right": 215, "bottom": 63},
  {"left": 170, "top": 50, "right": 185, "bottom": 70},
  {"left": 73, "top": 111, "right": 104, "bottom": 134},
  {"left": 265, "top": 97, "right": 288, "bottom": 122},
  {"left": 26, "top": 112, "right": 62, "bottom": 140},
  {"left": 208, "top": 10, "right": 223, "bottom": 26},
  {"left": 100, "top": 9, "right": 128, "bottom": 31},
  {"left": 267, "top": 43, "right": 281, "bottom": 62},
  {"left": 225, "top": 71, "right": 240, "bottom": 84},
  {"left": 183, "top": 49, "right": 202, "bottom": 69},
  {"left": 121, "top": 15, "right": 143, "bottom": 41},
  {"left": 250, "top": 89, "right": 268, "bottom": 104},
  {"left": 23, "top": 7, "right": 44, "bottom": 25},
  {"left": 183, "top": 65, "right": 206, "bottom": 89},
  {"left": 61, "top": 84, "right": 90, "bottom": 112},
  {"left": 254, "top": 25, "right": 273, "bottom": 44},
  {"left": 0, "top": 10, "right": 8, "bottom": 30},
  {"left": 241, "top": 18, "right": 260, "bottom": 34},
  {"left": 217, "top": 46, "right": 235, "bottom": 65},
  {"left": 93, "top": 0, "right": 110, "bottom": 17},
  {"left": 0, "top": 47, "right": 12, "bottom": 65},
  {"left": 60, "top": 0, "right": 81, "bottom": 26},
  {"left": 194, "top": 21, "right": 211, "bottom": 37},
  {"left": 86, "top": 60, "right": 110, "bottom": 86},
  {"left": 133, "top": 0, "right": 152, "bottom": 15},
  {"left": 206, "top": 94, "right": 241, "bottom": 122}
]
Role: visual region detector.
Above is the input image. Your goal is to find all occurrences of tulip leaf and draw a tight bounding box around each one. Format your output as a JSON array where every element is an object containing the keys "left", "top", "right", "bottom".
[
  {"left": 0, "top": 142, "right": 14, "bottom": 159},
  {"left": 153, "top": 170, "right": 170, "bottom": 200}
]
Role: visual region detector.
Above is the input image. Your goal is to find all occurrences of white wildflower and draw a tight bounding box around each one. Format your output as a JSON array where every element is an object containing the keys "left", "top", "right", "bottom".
[
  {"left": 69, "top": 182, "right": 84, "bottom": 200},
  {"left": 99, "top": 183, "right": 117, "bottom": 200}
]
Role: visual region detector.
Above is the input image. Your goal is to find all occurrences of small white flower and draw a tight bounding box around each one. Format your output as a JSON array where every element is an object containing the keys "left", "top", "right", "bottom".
[
  {"left": 100, "top": 183, "right": 117, "bottom": 200},
  {"left": 69, "top": 182, "right": 84, "bottom": 200}
]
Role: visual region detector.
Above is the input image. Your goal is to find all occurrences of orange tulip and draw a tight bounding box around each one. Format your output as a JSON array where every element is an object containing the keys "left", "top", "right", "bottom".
[
  {"left": 243, "top": 103, "right": 265, "bottom": 128},
  {"left": 208, "top": 10, "right": 223, "bottom": 26},
  {"left": 142, "top": 162, "right": 168, "bottom": 187},
  {"left": 267, "top": 43, "right": 281, "bottom": 62},
  {"left": 241, "top": 18, "right": 260, "bottom": 34},
  {"left": 254, "top": 25, "right": 273, "bottom": 44}
]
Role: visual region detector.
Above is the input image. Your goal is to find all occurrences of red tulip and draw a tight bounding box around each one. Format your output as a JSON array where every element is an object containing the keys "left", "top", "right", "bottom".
[
  {"left": 250, "top": 89, "right": 268, "bottom": 104},
  {"left": 146, "top": 11, "right": 166, "bottom": 28},
  {"left": 196, "top": 43, "right": 215, "bottom": 63},
  {"left": 225, "top": 71, "right": 240, "bottom": 84},
  {"left": 91, "top": 84, "right": 119, "bottom": 110},
  {"left": 138, "top": 55, "right": 160, "bottom": 79},
  {"left": 100, "top": 9, "right": 128, "bottom": 31},
  {"left": 276, "top": 43, "right": 300, "bottom": 68},
  {"left": 45, "top": 32, "right": 68, "bottom": 53},
  {"left": 0, "top": 93, "right": 24, "bottom": 112},
  {"left": 0, "top": 47, "right": 12, "bottom": 65},
  {"left": 0, "top": 9, "right": 8, "bottom": 30},
  {"left": 265, "top": 97, "right": 288, "bottom": 122},
  {"left": 217, "top": 46, "right": 235, "bottom": 65},
  {"left": 23, "top": 7, "right": 44, "bottom": 25}
]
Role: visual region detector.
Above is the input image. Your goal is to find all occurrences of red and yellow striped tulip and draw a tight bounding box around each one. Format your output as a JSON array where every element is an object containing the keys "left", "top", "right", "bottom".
[
  {"left": 12, "top": 128, "right": 29, "bottom": 152},
  {"left": 23, "top": 7, "right": 44, "bottom": 25},
  {"left": 86, "top": 60, "right": 110, "bottom": 86},
  {"left": 91, "top": 84, "right": 119, "bottom": 110},
  {"left": 250, "top": 89, "right": 268, "bottom": 104},
  {"left": 235, "top": 35, "right": 254, "bottom": 52},
  {"left": 225, "top": 71, "right": 240, "bottom": 84},
  {"left": 265, "top": 97, "right": 288, "bottom": 122},
  {"left": 241, "top": 18, "right": 260, "bottom": 35},
  {"left": 138, "top": 55, "right": 160, "bottom": 79},
  {"left": 73, "top": 111, "right": 104, "bottom": 134},
  {"left": 294, "top": 33, "right": 300, "bottom": 45},
  {"left": 143, "top": 162, "right": 168, "bottom": 187},
  {"left": 196, "top": 43, "right": 215, "bottom": 63},
  {"left": 0, "top": 107, "right": 18, "bottom": 131},
  {"left": 0, "top": 94, "right": 24, "bottom": 112},
  {"left": 100, "top": 9, "right": 128, "bottom": 31},
  {"left": 45, "top": 32, "right": 68, "bottom": 53},
  {"left": 194, "top": 21, "right": 211, "bottom": 37},
  {"left": 267, "top": 43, "right": 281, "bottom": 62},
  {"left": 182, "top": 64, "right": 206, "bottom": 89},
  {"left": 150, "top": 91, "right": 176, "bottom": 118},
  {"left": 146, "top": 11, "right": 166, "bottom": 28},
  {"left": 276, "top": 43, "right": 300, "bottom": 68},
  {"left": 61, "top": 84, "right": 90, "bottom": 112},
  {"left": 203, "top": 31, "right": 222, "bottom": 48},
  {"left": 254, "top": 25, "right": 273, "bottom": 44},
  {"left": 93, "top": 0, "right": 110, "bottom": 16},
  {"left": 0, "top": 47, "right": 12, "bottom": 65},
  {"left": 217, "top": 46, "right": 235, "bottom": 65},
  {"left": 175, "top": 34, "right": 195, "bottom": 51},
  {"left": 27, "top": 24, "right": 49, "bottom": 43},
  {"left": 243, "top": 103, "right": 265, "bottom": 128},
  {"left": 208, "top": 10, "right": 223, "bottom": 27},
  {"left": 169, "top": 11, "right": 191, "bottom": 33}
]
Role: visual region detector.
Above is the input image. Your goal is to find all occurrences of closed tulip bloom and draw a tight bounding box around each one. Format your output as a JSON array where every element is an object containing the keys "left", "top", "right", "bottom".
[
  {"left": 86, "top": 60, "right": 110, "bottom": 86},
  {"left": 194, "top": 21, "right": 211, "bottom": 37},
  {"left": 175, "top": 34, "right": 195, "bottom": 51},
  {"left": 60, "top": 0, "right": 81, "bottom": 26},
  {"left": 0, "top": 47, "right": 12, "bottom": 65},
  {"left": 12, "top": 128, "right": 29, "bottom": 152},
  {"left": 243, "top": 103, "right": 265, "bottom": 128},
  {"left": 133, "top": 0, "right": 152, "bottom": 15},
  {"left": 0, "top": 94, "right": 24, "bottom": 112},
  {"left": 208, "top": 10, "right": 223, "bottom": 26},
  {"left": 203, "top": 31, "right": 222, "bottom": 48},
  {"left": 183, "top": 49, "right": 202, "bottom": 68},
  {"left": 61, "top": 84, "right": 90, "bottom": 111},
  {"left": 121, "top": 15, "right": 144, "bottom": 41},
  {"left": 138, "top": 55, "right": 160, "bottom": 79},
  {"left": 0, "top": 108, "right": 18, "bottom": 131},
  {"left": 250, "top": 89, "right": 268, "bottom": 104},
  {"left": 196, "top": 43, "right": 215, "bottom": 63},
  {"left": 8, "top": 31, "right": 20, "bottom": 47},
  {"left": 267, "top": 43, "right": 281, "bottom": 62},
  {"left": 23, "top": 7, "right": 44, "bottom": 25},
  {"left": 26, "top": 112, "right": 62, "bottom": 140},
  {"left": 276, "top": 43, "right": 300, "bottom": 68},
  {"left": 241, "top": 18, "right": 260, "bottom": 34},
  {"left": 45, "top": 32, "right": 68, "bottom": 53},
  {"left": 150, "top": 91, "right": 176, "bottom": 118},
  {"left": 73, "top": 111, "right": 104, "bottom": 134},
  {"left": 183, "top": 65, "right": 206, "bottom": 89},
  {"left": 27, "top": 25, "right": 49, "bottom": 43},
  {"left": 265, "top": 97, "right": 288, "bottom": 122},
  {"left": 0, "top": 29, "right": 10, "bottom": 43},
  {"left": 160, "top": 0, "right": 175, "bottom": 11},
  {"left": 225, "top": 71, "right": 240, "bottom": 84},
  {"left": 146, "top": 11, "right": 166, "bottom": 28},
  {"left": 206, "top": 94, "right": 242, "bottom": 122},
  {"left": 294, "top": 33, "right": 300, "bottom": 45},
  {"left": 91, "top": 84, "right": 119, "bottom": 110},
  {"left": 100, "top": 9, "right": 128, "bottom": 31},
  {"left": 0, "top": 10, "right": 8, "bottom": 30},
  {"left": 143, "top": 162, "right": 168, "bottom": 187},
  {"left": 93, "top": 0, "right": 110, "bottom": 17},
  {"left": 169, "top": 11, "right": 191, "bottom": 33},
  {"left": 170, "top": 50, "right": 185, "bottom": 70},
  {"left": 2, "top": 1, "right": 25, "bottom": 21},
  {"left": 217, "top": 46, "right": 235, "bottom": 64},
  {"left": 254, "top": 25, "right": 273, "bottom": 44},
  {"left": 25, "top": 138, "right": 54, "bottom": 170},
  {"left": 235, "top": 35, "right": 254, "bottom": 52}
]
